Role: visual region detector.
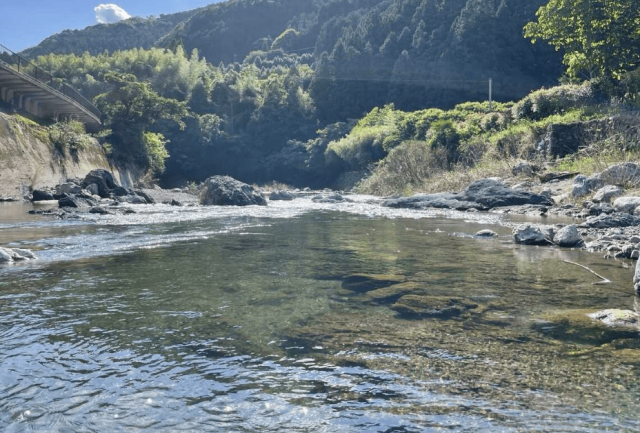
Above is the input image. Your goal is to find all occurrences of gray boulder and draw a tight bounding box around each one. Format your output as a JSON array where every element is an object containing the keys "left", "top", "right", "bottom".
[
  {"left": 383, "top": 192, "right": 486, "bottom": 211},
  {"left": 460, "top": 178, "right": 553, "bottom": 208},
  {"left": 572, "top": 174, "right": 605, "bottom": 198},
  {"left": 85, "top": 183, "right": 100, "bottom": 196},
  {"left": 312, "top": 193, "right": 353, "bottom": 203},
  {"left": 384, "top": 179, "right": 552, "bottom": 211},
  {"left": 513, "top": 225, "right": 552, "bottom": 245},
  {"left": 553, "top": 224, "right": 582, "bottom": 247},
  {"left": 118, "top": 195, "right": 148, "bottom": 205},
  {"left": 592, "top": 185, "right": 624, "bottom": 203},
  {"left": 56, "top": 182, "right": 82, "bottom": 195},
  {"left": 32, "top": 190, "right": 54, "bottom": 202},
  {"left": 578, "top": 213, "right": 640, "bottom": 229},
  {"left": 512, "top": 161, "right": 534, "bottom": 176},
  {"left": 58, "top": 196, "right": 97, "bottom": 208},
  {"left": 613, "top": 196, "right": 640, "bottom": 214},
  {"left": 82, "top": 169, "right": 117, "bottom": 198},
  {"left": 600, "top": 162, "right": 640, "bottom": 186},
  {"left": 269, "top": 190, "right": 295, "bottom": 201},
  {"left": 110, "top": 186, "right": 132, "bottom": 197},
  {"left": 134, "top": 190, "right": 155, "bottom": 204},
  {"left": 199, "top": 176, "right": 267, "bottom": 206}
]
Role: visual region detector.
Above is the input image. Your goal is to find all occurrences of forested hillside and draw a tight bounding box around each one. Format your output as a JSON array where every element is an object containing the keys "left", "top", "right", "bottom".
[
  {"left": 20, "top": 9, "right": 202, "bottom": 59},
  {"left": 22, "top": 0, "right": 573, "bottom": 188}
]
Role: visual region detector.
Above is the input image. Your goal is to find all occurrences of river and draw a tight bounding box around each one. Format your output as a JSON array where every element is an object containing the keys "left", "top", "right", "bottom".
[{"left": 1, "top": 197, "right": 639, "bottom": 432}]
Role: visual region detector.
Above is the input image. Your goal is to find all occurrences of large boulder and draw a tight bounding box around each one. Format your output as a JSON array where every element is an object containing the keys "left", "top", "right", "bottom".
[
  {"left": 199, "top": 176, "right": 267, "bottom": 206},
  {"left": 592, "top": 185, "right": 624, "bottom": 203},
  {"left": 600, "top": 162, "right": 640, "bottom": 186},
  {"left": 383, "top": 192, "right": 486, "bottom": 211},
  {"left": 32, "top": 190, "right": 54, "bottom": 201},
  {"left": 82, "top": 169, "right": 117, "bottom": 198},
  {"left": 383, "top": 179, "right": 551, "bottom": 211},
  {"left": 269, "top": 190, "right": 295, "bottom": 201},
  {"left": 58, "top": 196, "right": 97, "bottom": 208},
  {"left": 578, "top": 213, "right": 640, "bottom": 229},
  {"left": 460, "top": 178, "right": 553, "bottom": 208},
  {"left": 572, "top": 174, "right": 604, "bottom": 198},
  {"left": 513, "top": 225, "right": 552, "bottom": 245},
  {"left": 613, "top": 196, "right": 640, "bottom": 214},
  {"left": 553, "top": 224, "right": 582, "bottom": 247},
  {"left": 56, "top": 182, "right": 82, "bottom": 195}
]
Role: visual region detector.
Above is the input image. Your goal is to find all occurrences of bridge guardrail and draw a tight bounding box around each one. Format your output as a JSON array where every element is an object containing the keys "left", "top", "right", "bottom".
[{"left": 0, "top": 43, "right": 101, "bottom": 119}]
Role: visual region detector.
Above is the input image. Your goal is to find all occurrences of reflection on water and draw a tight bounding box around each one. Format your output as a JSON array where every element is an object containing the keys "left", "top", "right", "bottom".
[{"left": 0, "top": 198, "right": 639, "bottom": 432}]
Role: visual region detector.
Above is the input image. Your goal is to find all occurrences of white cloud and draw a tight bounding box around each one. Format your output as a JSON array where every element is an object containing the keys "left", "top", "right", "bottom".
[{"left": 94, "top": 4, "right": 131, "bottom": 24}]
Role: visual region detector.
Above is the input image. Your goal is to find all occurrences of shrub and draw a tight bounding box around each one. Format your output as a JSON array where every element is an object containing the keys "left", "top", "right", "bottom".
[
  {"left": 511, "top": 84, "right": 595, "bottom": 121},
  {"left": 357, "top": 141, "right": 448, "bottom": 195},
  {"left": 426, "top": 119, "right": 461, "bottom": 164},
  {"left": 49, "top": 119, "right": 90, "bottom": 153},
  {"left": 143, "top": 131, "right": 169, "bottom": 174}
]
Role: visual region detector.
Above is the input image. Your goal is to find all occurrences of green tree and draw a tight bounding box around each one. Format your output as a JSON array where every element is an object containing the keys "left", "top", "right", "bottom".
[
  {"left": 95, "top": 72, "right": 187, "bottom": 172},
  {"left": 524, "top": 0, "right": 640, "bottom": 80}
]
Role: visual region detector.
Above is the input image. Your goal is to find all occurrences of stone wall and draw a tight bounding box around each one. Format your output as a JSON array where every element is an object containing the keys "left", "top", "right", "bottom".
[{"left": 543, "top": 115, "right": 640, "bottom": 159}]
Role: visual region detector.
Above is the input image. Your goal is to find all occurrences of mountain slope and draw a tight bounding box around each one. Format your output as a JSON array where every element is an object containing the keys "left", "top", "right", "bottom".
[{"left": 20, "top": 9, "right": 202, "bottom": 59}]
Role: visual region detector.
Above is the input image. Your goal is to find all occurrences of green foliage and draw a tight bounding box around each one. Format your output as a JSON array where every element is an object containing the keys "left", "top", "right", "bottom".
[
  {"left": 49, "top": 120, "right": 90, "bottom": 154},
  {"left": 524, "top": 0, "right": 640, "bottom": 80},
  {"left": 511, "top": 84, "right": 595, "bottom": 121},
  {"left": 426, "top": 120, "right": 461, "bottom": 164},
  {"left": 95, "top": 71, "right": 187, "bottom": 173},
  {"left": 143, "top": 132, "right": 170, "bottom": 173}
]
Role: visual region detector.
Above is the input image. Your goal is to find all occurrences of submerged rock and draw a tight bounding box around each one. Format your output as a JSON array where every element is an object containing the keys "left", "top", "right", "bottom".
[
  {"left": 199, "top": 176, "right": 267, "bottom": 206},
  {"left": 391, "top": 295, "right": 478, "bottom": 319},
  {"left": 588, "top": 309, "right": 639, "bottom": 328},
  {"left": 476, "top": 229, "right": 498, "bottom": 237},
  {"left": 365, "top": 282, "right": 423, "bottom": 302},
  {"left": 342, "top": 273, "right": 407, "bottom": 293}
]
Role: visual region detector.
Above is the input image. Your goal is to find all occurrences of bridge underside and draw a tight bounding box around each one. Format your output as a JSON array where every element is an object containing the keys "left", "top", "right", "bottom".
[{"left": 0, "top": 63, "right": 101, "bottom": 131}]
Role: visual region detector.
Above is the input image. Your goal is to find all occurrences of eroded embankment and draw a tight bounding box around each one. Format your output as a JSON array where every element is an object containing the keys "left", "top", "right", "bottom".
[{"left": 0, "top": 112, "right": 142, "bottom": 199}]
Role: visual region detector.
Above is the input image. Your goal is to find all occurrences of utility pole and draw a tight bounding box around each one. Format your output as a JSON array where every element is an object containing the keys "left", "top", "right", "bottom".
[{"left": 488, "top": 78, "right": 493, "bottom": 112}]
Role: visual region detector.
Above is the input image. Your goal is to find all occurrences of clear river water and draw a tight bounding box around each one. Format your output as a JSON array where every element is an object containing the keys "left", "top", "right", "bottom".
[{"left": 1, "top": 196, "right": 639, "bottom": 432}]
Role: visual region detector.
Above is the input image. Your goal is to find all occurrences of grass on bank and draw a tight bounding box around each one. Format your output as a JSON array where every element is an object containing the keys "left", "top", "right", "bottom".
[{"left": 344, "top": 80, "right": 640, "bottom": 196}]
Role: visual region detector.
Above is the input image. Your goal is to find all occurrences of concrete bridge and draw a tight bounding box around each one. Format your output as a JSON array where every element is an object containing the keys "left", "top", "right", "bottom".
[{"left": 0, "top": 43, "right": 101, "bottom": 131}]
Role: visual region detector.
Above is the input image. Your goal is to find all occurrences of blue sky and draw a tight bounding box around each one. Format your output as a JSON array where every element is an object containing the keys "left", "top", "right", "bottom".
[{"left": 0, "top": 1, "right": 222, "bottom": 52}]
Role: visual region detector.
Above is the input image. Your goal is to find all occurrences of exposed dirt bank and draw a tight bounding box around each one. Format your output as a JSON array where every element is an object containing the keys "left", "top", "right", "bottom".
[{"left": 0, "top": 112, "right": 143, "bottom": 199}]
